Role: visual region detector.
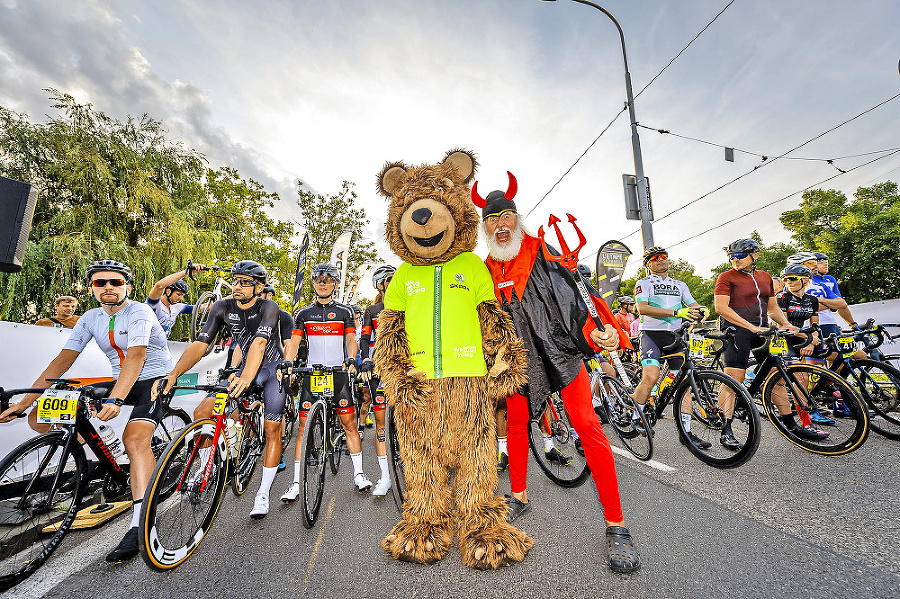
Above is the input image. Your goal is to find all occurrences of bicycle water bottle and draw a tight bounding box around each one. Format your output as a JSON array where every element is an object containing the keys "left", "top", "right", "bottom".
[
  {"left": 658, "top": 372, "right": 676, "bottom": 395},
  {"left": 225, "top": 418, "right": 239, "bottom": 458},
  {"left": 98, "top": 425, "right": 124, "bottom": 458}
]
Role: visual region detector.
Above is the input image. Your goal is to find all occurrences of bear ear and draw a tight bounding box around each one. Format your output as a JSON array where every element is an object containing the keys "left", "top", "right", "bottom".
[
  {"left": 442, "top": 148, "right": 477, "bottom": 184},
  {"left": 377, "top": 161, "right": 408, "bottom": 197}
]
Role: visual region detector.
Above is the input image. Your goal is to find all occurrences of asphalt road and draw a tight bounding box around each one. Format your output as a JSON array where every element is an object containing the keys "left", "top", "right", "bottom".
[{"left": 5, "top": 415, "right": 899, "bottom": 599}]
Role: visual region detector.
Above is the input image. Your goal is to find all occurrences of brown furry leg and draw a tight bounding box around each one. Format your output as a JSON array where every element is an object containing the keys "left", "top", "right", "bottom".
[
  {"left": 381, "top": 401, "right": 453, "bottom": 564},
  {"left": 451, "top": 378, "right": 533, "bottom": 569}
]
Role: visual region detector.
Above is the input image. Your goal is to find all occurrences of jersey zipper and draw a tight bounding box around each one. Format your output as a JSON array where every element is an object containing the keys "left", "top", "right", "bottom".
[
  {"left": 741, "top": 270, "right": 764, "bottom": 325},
  {"left": 433, "top": 265, "right": 442, "bottom": 378}
]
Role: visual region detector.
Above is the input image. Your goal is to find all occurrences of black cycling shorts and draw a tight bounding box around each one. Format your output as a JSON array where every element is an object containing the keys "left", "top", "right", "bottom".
[
  {"left": 720, "top": 320, "right": 768, "bottom": 369},
  {"left": 89, "top": 377, "right": 164, "bottom": 424},
  {"left": 299, "top": 370, "right": 354, "bottom": 416},
  {"left": 367, "top": 377, "right": 386, "bottom": 412},
  {"left": 639, "top": 331, "right": 684, "bottom": 370},
  {"left": 240, "top": 361, "right": 287, "bottom": 422}
]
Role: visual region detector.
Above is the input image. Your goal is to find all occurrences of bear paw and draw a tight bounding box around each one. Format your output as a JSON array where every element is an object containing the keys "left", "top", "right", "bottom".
[
  {"left": 458, "top": 522, "right": 534, "bottom": 570},
  {"left": 382, "top": 519, "right": 452, "bottom": 565}
]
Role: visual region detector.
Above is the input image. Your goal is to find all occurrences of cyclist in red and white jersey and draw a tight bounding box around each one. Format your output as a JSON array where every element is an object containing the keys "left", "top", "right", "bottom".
[{"left": 281, "top": 263, "right": 373, "bottom": 499}]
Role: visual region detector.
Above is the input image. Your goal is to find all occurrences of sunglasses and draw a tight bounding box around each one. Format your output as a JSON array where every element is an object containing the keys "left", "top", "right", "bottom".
[
  {"left": 91, "top": 278, "right": 127, "bottom": 288},
  {"left": 783, "top": 276, "right": 806, "bottom": 282},
  {"left": 647, "top": 254, "right": 668, "bottom": 263},
  {"left": 231, "top": 277, "right": 258, "bottom": 288},
  {"left": 313, "top": 277, "right": 335, "bottom": 285},
  {"left": 729, "top": 252, "right": 751, "bottom": 260}
]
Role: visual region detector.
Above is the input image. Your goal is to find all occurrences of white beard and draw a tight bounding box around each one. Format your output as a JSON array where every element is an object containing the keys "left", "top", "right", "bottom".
[{"left": 483, "top": 220, "right": 528, "bottom": 263}]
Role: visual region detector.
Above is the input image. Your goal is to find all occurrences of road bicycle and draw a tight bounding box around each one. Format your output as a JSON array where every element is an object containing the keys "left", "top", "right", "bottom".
[
  {"left": 821, "top": 320, "right": 900, "bottom": 440},
  {"left": 649, "top": 323, "right": 761, "bottom": 468},
  {"left": 587, "top": 355, "right": 653, "bottom": 461},
  {"left": 187, "top": 261, "right": 233, "bottom": 356},
  {"left": 526, "top": 390, "right": 591, "bottom": 488},
  {"left": 745, "top": 325, "right": 868, "bottom": 456},
  {"left": 0, "top": 380, "right": 190, "bottom": 590},
  {"left": 295, "top": 365, "right": 353, "bottom": 529},
  {"left": 139, "top": 370, "right": 265, "bottom": 570}
]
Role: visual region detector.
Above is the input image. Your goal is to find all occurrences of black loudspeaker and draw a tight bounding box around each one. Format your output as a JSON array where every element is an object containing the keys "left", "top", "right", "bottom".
[{"left": 0, "top": 176, "right": 39, "bottom": 273}]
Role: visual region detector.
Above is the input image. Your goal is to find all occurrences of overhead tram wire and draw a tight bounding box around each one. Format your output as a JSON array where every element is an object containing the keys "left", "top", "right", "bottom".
[
  {"left": 648, "top": 91, "right": 900, "bottom": 224},
  {"left": 526, "top": 0, "right": 739, "bottom": 220},
  {"left": 666, "top": 147, "right": 900, "bottom": 250}
]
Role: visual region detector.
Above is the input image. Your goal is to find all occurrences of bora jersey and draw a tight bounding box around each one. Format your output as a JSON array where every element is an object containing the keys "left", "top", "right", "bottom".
[{"left": 384, "top": 252, "right": 496, "bottom": 379}]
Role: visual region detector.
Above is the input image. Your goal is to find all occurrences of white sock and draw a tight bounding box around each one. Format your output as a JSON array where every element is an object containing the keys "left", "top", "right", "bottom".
[
  {"left": 257, "top": 466, "right": 277, "bottom": 498},
  {"left": 497, "top": 436, "right": 507, "bottom": 454},
  {"left": 293, "top": 460, "right": 302, "bottom": 484},
  {"left": 378, "top": 454, "right": 390, "bottom": 481},
  {"left": 129, "top": 499, "right": 142, "bottom": 529},
  {"left": 681, "top": 413, "right": 692, "bottom": 434},
  {"left": 350, "top": 451, "right": 364, "bottom": 476},
  {"left": 543, "top": 434, "right": 554, "bottom": 452}
]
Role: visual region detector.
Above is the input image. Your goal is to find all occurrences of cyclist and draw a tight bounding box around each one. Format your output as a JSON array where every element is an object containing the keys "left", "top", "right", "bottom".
[
  {"left": 632, "top": 247, "right": 708, "bottom": 446},
  {"left": 281, "top": 263, "right": 373, "bottom": 499},
  {"left": 358, "top": 264, "right": 396, "bottom": 496},
  {"left": 0, "top": 260, "right": 174, "bottom": 563},
  {"left": 614, "top": 296, "right": 638, "bottom": 336},
  {"left": 154, "top": 260, "right": 286, "bottom": 519},
  {"left": 35, "top": 295, "right": 80, "bottom": 328},
  {"left": 714, "top": 239, "right": 797, "bottom": 449},
  {"left": 352, "top": 304, "right": 374, "bottom": 437},
  {"left": 773, "top": 264, "right": 833, "bottom": 434},
  {"left": 146, "top": 263, "right": 206, "bottom": 337}
]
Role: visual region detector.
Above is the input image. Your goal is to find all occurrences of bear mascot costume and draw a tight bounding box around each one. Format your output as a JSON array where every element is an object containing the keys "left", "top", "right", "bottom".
[{"left": 373, "top": 149, "right": 533, "bottom": 569}]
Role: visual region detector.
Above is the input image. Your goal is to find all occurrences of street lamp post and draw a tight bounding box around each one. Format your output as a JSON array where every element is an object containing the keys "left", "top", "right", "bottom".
[{"left": 540, "top": 0, "right": 654, "bottom": 250}]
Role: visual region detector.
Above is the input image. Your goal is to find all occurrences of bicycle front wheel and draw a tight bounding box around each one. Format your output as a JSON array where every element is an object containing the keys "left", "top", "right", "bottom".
[
  {"left": 140, "top": 419, "right": 229, "bottom": 570},
  {"left": 232, "top": 402, "right": 265, "bottom": 496},
  {"left": 384, "top": 404, "right": 406, "bottom": 512},
  {"left": 844, "top": 359, "right": 900, "bottom": 440},
  {"left": 597, "top": 375, "right": 653, "bottom": 461},
  {"left": 152, "top": 410, "right": 192, "bottom": 499},
  {"left": 527, "top": 395, "right": 590, "bottom": 488},
  {"left": 0, "top": 433, "right": 86, "bottom": 591},
  {"left": 761, "top": 364, "right": 868, "bottom": 456},
  {"left": 672, "top": 370, "right": 760, "bottom": 468},
  {"left": 300, "top": 401, "right": 327, "bottom": 529},
  {"left": 329, "top": 429, "right": 343, "bottom": 476}
]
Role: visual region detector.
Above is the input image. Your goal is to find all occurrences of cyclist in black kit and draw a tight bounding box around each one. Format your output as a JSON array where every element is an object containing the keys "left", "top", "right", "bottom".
[
  {"left": 154, "top": 260, "right": 287, "bottom": 518},
  {"left": 359, "top": 264, "right": 396, "bottom": 496},
  {"left": 281, "top": 263, "right": 373, "bottom": 499}
]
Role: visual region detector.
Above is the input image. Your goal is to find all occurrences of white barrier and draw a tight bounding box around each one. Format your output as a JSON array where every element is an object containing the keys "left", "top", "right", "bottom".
[{"left": 0, "top": 321, "right": 228, "bottom": 459}]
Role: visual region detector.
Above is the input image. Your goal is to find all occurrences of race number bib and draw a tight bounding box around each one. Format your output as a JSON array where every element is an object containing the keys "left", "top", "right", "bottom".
[
  {"left": 769, "top": 338, "right": 789, "bottom": 357},
  {"left": 311, "top": 374, "right": 334, "bottom": 395},
  {"left": 837, "top": 336, "right": 857, "bottom": 358},
  {"left": 212, "top": 393, "right": 229, "bottom": 416},
  {"left": 36, "top": 389, "right": 80, "bottom": 424},
  {"left": 689, "top": 335, "right": 705, "bottom": 359}
]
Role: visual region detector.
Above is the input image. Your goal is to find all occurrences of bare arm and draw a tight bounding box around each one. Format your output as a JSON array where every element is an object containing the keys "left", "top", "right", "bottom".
[
  {"left": 228, "top": 336, "right": 267, "bottom": 397},
  {"left": 157, "top": 340, "right": 209, "bottom": 397},
  {"left": 714, "top": 295, "right": 768, "bottom": 333},
  {"left": 147, "top": 264, "right": 206, "bottom": 301},
  {"left": 96, "top": 345, "right": 146, "bottom": 421},
  {"left": 767, "top": 296, "right": 795, "bottom": 330}
]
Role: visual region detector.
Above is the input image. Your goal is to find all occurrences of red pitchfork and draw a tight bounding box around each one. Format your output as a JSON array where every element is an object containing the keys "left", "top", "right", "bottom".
[{"left": 538, "top": 213, "right": 585, "bottom": 273}]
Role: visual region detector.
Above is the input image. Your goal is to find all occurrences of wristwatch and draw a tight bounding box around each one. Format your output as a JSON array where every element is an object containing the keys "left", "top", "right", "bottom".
[{"left": 104, "top": 397, "right": 125, "bottom": 406}]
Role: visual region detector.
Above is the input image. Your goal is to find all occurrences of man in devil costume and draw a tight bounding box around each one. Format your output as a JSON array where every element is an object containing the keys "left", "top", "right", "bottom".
[{"left": 474, "top": 172, "right": 641, "bottom": 574}]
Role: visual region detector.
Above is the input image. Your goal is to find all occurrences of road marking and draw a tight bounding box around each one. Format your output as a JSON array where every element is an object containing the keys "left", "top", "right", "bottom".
[
  {"left": 302, "top": 495, "right": 335, "bottom": 594},
  {"left": 3, "top": 512, "right": 130, "bottom": 599},
  {"left": 611, "top": 445, "right": 676, "bottom": 472}
]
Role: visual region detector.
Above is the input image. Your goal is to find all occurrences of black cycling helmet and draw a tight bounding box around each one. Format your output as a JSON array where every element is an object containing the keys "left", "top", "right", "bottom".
[
  {"left": 85, "top": 260, "right": 132, "bottom": 283},
  {"left": 166, "top": 280, "right": 189, "bottom": 295},
  {"left": 260, "top": 284, "right": 276, "bottom": 296},
  {"left": 231, "top": 260, "right": 267, "bottom": 284},
  {"left": 618, "top": 296, "right": 636, "bottom": 306},
  {"left": 781, "top": 264, "right": 813, "bottom": 278},
  {"left": 576, "top": 264, "right": 592, "bottom": 280},
  {"left": 725, "top": 239, "right": 761, "bottom": 256},
  {"left": 372, "top": 264, "right": 396, "bottom": 289},
  {"left": 642, "top": 246, "right": 668, "bottom": 265},
  {"left": 310, "top": 263, "right": 340, "bottom": 284},
  {"left": 813, "top": 252, "right": 828, "bottom": 261}
]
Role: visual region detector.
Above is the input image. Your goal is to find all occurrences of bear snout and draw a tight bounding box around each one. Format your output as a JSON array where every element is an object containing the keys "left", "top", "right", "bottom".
[{"left": 411, "top": 207, "right": 432, "bottom": 226}]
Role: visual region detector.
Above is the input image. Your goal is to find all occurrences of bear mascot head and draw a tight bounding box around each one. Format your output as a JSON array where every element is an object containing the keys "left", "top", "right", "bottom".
[{"left": 372, "top": 149, "right": 533, "bottom": 569}]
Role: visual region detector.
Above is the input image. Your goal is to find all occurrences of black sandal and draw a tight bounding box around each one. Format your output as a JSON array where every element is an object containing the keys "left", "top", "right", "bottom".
[{"left": 606, "top": 526, "right": 641, "bottom": 573}]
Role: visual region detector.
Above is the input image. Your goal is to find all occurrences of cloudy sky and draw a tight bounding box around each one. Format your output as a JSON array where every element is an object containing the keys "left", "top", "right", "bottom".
[{"left": 1, "top": 0, "right": 898, "bottom": 295}]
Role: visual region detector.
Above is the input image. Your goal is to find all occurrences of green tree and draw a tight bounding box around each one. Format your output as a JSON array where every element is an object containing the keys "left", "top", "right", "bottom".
[
  {"left": 293, "top": 181, "right": 379, "bottom": 307},
  {"left": 781, "top": 182, "right": 900, "bottom": 303}
]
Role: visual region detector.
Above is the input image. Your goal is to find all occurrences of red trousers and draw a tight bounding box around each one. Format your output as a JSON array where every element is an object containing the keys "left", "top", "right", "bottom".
[{"left": 506, "top": 365, "right": 624, "bottom": 523}]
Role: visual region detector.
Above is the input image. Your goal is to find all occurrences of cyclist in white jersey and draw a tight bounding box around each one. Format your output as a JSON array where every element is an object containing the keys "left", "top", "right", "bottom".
[
  {"left": 146, "top": 263, "right": 206, "bottom": 337},
  {"left": 281, "top": 263, "right": 372, "bottom": 500},
  {"left": 1, "top": 260, "right": 174, "bottom": 563},
  {"left": 632, "top": 248, "right": 708, "bottom": 447}
]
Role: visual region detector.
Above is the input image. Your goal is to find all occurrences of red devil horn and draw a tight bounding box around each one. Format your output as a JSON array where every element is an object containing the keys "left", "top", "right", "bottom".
[
  {"left": 471, "top": 181, "right": 486, "bottom": 209},
  {"left": 505, "top": 171, "right": 518, "bottom": 201}
]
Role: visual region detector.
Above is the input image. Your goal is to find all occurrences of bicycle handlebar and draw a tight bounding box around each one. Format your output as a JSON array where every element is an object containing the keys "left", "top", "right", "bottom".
[
  {"left": 1, "top": 381, "right": 109, "bottom": 419},
  {"left": 749, "top": 324, "right": 818, "bottom": 353}
]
